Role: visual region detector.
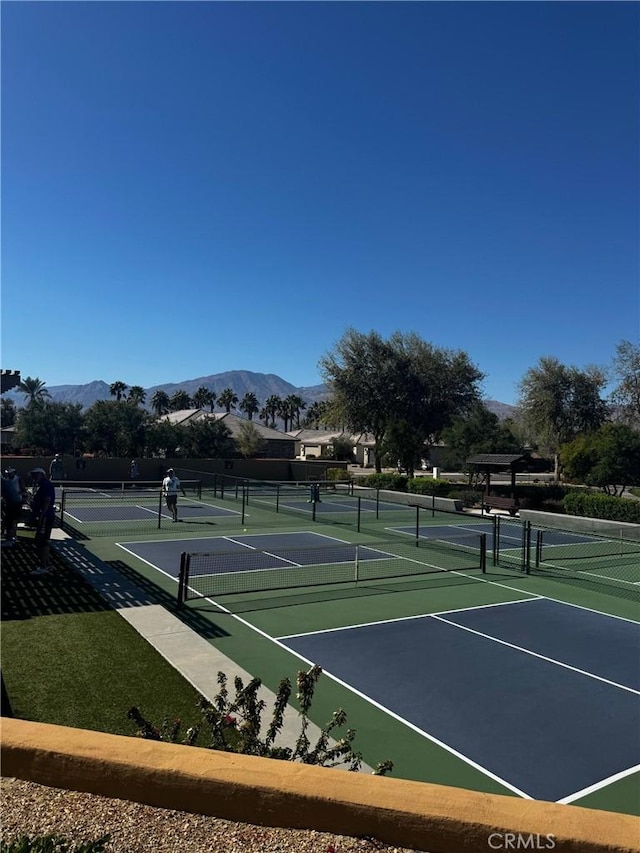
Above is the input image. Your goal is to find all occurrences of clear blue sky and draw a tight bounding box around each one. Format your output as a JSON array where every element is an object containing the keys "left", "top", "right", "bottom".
[{"left": 2, "top": 1, "right": 638, "bottom": 405}]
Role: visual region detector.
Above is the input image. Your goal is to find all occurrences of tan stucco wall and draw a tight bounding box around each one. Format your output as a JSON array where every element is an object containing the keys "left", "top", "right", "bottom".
[{"left": 2, "top": 719, "right": 638, "bottom": 853}]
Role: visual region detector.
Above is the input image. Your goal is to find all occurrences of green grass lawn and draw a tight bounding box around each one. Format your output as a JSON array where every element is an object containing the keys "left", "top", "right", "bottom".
[{"left": 1, "top": 539, "right": 206, "bottom": 739}]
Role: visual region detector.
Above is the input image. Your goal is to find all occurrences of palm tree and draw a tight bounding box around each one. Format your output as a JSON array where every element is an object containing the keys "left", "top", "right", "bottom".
[
  {"left": 277, "top": 397, "right": 293, "bottom": 432},
  {"left": 284, "top": 394, "right": 306, "bottom": 429},
  {"left": 193, "top": 386, "right": 216, "bottom": 411},
  {"left": 264, "top": 395, "right": 282, "bottom": 429},
  {"left": 303, "top": 400, "right": 329, "bottom": 429},
  {"left": 150, "top": 390, "right": 170, "bottom": 416},
  {"left": 109, "top": 381, "right": 128, "bottom": 401},
  {"left": 128, "top": 385, "right": 146, "bottom": 405},
  {"left": 239, "top": 392, "right": 259, "bottom": 421},
  {"left": 217, "top": 387, "right": 238, "bottom": 414},
  {"left": 259, "top": 406, "right": 270, "bottom": 427},
  {"left": 18, "top": 376, "right": 50, "bottom": 406},
  {"left": 169, "top": 389, "right": 193, "bottom": 411}
]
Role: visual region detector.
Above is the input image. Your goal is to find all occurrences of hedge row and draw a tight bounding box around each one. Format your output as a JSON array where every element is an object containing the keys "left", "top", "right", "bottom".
[{"left": 563, "top": 490, "right": 640, "bottom": 524}]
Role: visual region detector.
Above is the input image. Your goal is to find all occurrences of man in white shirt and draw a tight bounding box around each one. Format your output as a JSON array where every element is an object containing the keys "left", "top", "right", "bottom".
[{"left": 162, "top": 468, "right": 185, "bottom": 522}]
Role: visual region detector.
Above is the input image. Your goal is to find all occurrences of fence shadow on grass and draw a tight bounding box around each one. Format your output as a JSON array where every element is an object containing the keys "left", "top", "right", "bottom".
[{"left": 1, "top": 538, "right": 112, "bottom": 622}]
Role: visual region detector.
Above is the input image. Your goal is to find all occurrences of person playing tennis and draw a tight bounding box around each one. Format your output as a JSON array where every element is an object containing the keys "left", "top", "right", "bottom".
[{"left": 162, "top": 468, "right": 186, "bottom": 522}]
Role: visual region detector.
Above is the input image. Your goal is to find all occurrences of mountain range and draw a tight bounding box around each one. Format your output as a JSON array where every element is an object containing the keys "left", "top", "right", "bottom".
[{"left": 5, "top": 370, "right": 517, "bottom": 419}]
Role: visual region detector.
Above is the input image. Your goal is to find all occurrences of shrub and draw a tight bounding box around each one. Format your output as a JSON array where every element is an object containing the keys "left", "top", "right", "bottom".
[
  {"left": 563, "top": 491, "right": 640, "bottom": 523},
  {"left": 407, "top": 477, "right": 451, "bottom": 497},
  {"left": 358, "top": 473, "right": 408, "bottom": 491},
  {"left": 326, "top": 467, "right": 350, "bottom": 482},
  {"left": 127, "top": 666, "right": 393, "bottom": 775}
]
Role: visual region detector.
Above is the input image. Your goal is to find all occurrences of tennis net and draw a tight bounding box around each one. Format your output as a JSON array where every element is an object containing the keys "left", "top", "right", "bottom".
[{"left": 178, "top": 532, "right": 486, "bottom": 602}]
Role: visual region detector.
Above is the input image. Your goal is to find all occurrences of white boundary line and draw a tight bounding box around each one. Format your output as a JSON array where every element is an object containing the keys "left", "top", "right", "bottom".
[
  {"left": 277, "top": 597, "right": 544, "bottom": 640},
  {"left": 431, "top": 614, "right": 640, "bottom": 695},
  {"left": 559, "top": 764, "right": 640, "bottom": 804}
]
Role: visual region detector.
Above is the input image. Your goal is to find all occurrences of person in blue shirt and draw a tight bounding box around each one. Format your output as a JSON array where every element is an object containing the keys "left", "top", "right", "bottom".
[{"left": 29, "top": 467, "right": 57, "bottom": 576}]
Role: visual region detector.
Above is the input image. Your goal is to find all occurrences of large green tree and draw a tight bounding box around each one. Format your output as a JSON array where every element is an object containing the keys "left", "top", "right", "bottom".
[
  {"left": 517, "top": 357, "right": 608, "bottom": 475},
  {"left": 441, "top": 403, "right": 522, "bottom": 472},
  {"left": 84, "top": 401, "right": 150, "bottom": 457},
  {"left": 180, "top": 419, "right": 234, "bottom": 458},
  {"left": 14, "top": 401, "right": 84, "bottom": 455},
  {"left": 560, "top": 423, "right": 640, "bottom": 495},
  {"left": 145, "top": 419, "right": 185, "bottom": 458},
  {"left": 610, "top": 340, "right": 640, "bottom": 428},
  {"left": 320, "top": 329, "right": 483, "bottom": 474},
  {"left": 235, "top": 421, "right": 265, "bottom": 458}
]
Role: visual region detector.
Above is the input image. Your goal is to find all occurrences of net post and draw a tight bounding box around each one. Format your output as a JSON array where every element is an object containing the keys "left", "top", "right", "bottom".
[
  {"left": 495, "top": 515, "right": 501, "bottom": 564},
  {"left": 157, "top": 488, "right": 163, "bottom": 529},
  {"left": 492, "top": 515, "right": 498, "bottom": 565},
  {"left": 178, "top": 552, "right": 186, "bottom": 606},
  {"left": 354, "top": 544, "right": 360, "bottom": 585},
  {"left": 276, "top": 484, "right": 280, "bottom": 513},
  {"left": 312, "top": 498, "right": 317, "bottom": 522},
  {"left": 197, "top": 480, "right": 202, "bottom": 500},
  {"left": 480, "top": 532, "right": 487, "bottom": 573},
  {"left": 220, "top": 477, "right": 225, "bottom": 500},
  {"left": 522, "top": 520, "right": 531, "bottom": 572},
  {"left": 534, "top": 529, "right": 542, "bottom": 570},
  {"left": 241, "top": 486, "right": 246, "bottom": 525},
  {"left": 376, "top": 488, "right": 380, "bottom": 519},
  {"left": 356, "top": 496, "right": 361, "bottom": 533},
  {"left": 415, "top": 504, "right": 420, "bottom": 547}
]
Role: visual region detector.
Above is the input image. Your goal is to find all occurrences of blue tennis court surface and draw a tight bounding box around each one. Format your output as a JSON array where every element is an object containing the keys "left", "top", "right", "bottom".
[
  {"left": 117, "top": 530, "right": 383, "bottom": 578},
  {"left": 279, "top": 598, "right": 640, "bottom": 803},
  {"left": 64, "top": 499, "right": 239, "bottom": 525}
]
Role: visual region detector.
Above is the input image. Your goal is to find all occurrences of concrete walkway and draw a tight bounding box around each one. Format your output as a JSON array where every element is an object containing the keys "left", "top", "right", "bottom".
[{"left": 53, "top": 533, "right": 371, "bottom": 769}]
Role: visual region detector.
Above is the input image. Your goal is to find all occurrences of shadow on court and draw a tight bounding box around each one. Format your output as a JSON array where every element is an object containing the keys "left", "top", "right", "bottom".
[{"left": 105, "top": 559, "right": 229, "bottom": 640}]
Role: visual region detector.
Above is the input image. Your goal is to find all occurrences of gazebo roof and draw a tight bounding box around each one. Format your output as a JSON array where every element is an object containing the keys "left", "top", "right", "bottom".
[{"left": 467, "top": 454, "right": 525, "bottom": 467}]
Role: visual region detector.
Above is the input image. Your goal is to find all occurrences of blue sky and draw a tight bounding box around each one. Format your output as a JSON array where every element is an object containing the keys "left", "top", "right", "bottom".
[{"left": 2, "top": 1, "right": 638, "bottom": 405}]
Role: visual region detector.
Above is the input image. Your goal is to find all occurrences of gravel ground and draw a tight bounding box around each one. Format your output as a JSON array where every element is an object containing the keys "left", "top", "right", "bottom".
[{"left": 1, "top": 778, "right": 429, "bottom": 853}]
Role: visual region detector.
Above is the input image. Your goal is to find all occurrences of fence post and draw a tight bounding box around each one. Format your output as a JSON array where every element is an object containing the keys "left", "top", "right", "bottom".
[
  {"left": 157, "top": 488, "right": 163, "bottom": 529},
  {"left": 480, "top": 533, "right": 487, "bottom": 573}
]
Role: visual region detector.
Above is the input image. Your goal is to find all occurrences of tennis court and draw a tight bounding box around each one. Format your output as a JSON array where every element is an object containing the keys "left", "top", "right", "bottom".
[{"left": 113, "top": 522, "right": 640, "bottom": 807}]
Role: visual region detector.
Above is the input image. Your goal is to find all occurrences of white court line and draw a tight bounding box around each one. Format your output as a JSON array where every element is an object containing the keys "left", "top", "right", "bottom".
[
  {"left": 267, "top": 640, "right": 531, "bottom": 800},
  {"left": 277, "top": 597, "right": 543, "bottom": 640},
  {"left": 539, "top": 560, "right": 640, "bottom": 587},
  {"left": 558, "top": 763, "right": 640, "bottom": 804},
  {"left": 431, "top": 614, "right": 640, "bottom": 695}
]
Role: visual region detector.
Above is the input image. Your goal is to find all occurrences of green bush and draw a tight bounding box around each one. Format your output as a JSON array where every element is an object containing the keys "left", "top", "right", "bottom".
[
  {"left": 358, "top": 472, "right": 408, "bottom": 491},
  {"left": 563, "top": 491, "right": 640, "bottom": 523},
  {"left": 326, "top": 467, "right": 350, "bottom": 482},
  {"left": 407, "top": 477, "right": 452, "bottom": 497}
]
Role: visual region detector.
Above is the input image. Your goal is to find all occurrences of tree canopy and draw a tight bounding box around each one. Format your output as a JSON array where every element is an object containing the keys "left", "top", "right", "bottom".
[{"left": 319, "top": 329, "right": 483, "bottom": 473}]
